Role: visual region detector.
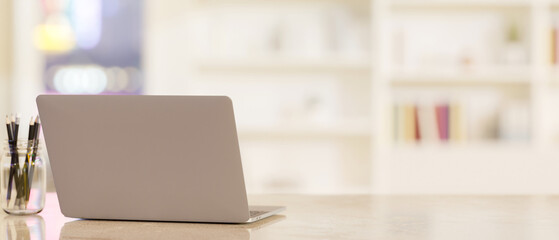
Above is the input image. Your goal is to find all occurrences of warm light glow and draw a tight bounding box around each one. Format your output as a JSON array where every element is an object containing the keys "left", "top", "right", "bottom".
[{"left": 33, "top": 14, "right": 75, "bottom": 53}]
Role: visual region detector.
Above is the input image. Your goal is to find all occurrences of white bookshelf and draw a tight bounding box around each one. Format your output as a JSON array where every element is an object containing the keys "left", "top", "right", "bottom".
[
  {"left": 370, "top": 0, "right": 559, "bottom": 194},
  {"left": 143, "top": 0, "right": 559, "bottom": 194}
]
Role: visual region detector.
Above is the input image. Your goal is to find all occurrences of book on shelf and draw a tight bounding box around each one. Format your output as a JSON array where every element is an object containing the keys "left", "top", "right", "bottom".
[
  {"left": 449, "top": 102, "right": 464, "bottom": 141},
  {"left": 552, "top": 26, "right": 557, "bottom": 65},
  {"left": 552, "top": 17, "right": 559, "bottom": 65},
  {"left": 393, "top": 102, "right": 466, "bottom": 144},
  {"left": 435, "top": 104, "right": 448, "bottom": 141}
]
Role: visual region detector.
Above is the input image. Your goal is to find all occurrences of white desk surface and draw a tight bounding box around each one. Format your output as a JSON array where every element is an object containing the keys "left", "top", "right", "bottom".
[{"left": 2, "top": 193, "right": 559, "bottom": 239}]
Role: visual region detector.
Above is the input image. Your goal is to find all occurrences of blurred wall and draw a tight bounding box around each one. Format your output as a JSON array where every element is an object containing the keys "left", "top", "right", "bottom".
[
  {"left": 0, "top": 0, "right": 12, "bottom": 127},
  {"left": 11, "top": 0, "right": 42, "bottom": 118}
]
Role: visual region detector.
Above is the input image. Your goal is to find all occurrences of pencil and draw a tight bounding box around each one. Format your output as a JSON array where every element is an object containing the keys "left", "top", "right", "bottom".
[
  {"left": 27, "top": 117, "right": 41, "bottom": 202},
  {"left": 13, "top": 115, "right": 19, "bottom": 145},
  {"left": 31, "top": 117, "right": 40, "bottom": 163},
  {"left": 5, "top": 115, "right": 13, "bottom": 202},
  {"left": 12, "top": 115, "right": 23, "bottom": 204},
  {"left": 6, "top": 115, "right": 17, "bottom": 201},
  {"left": 24, "top": 117, "right": 35, "bottom": 202},
  {"left": 5, "top": 115, "right": 13, "bottom": 141}
]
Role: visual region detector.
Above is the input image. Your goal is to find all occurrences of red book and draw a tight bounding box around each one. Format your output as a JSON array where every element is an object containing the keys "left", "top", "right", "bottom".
[
  {"left": 414, "top": 105, "right": 421, "bottom": 141},
  {"left": 435, "top": 104, "right": 449, "bottom": 141}
]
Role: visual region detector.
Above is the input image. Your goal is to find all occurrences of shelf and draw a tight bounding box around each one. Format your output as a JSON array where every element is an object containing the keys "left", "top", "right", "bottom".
[
  {"left": 237, "top": 124, "right": 371, "bottom": 138},
  {"left": 198, "top": 0, "right": 370, "bottom": 6},
  {"left": 391, "top": 79, "right": 530, "bottom": 87},
  {"left": 391, "top": 141, "right": 531, "bottom": 154},
  {"left": 391, "top": 67, "right": 531, "bottom": 86},
  {"left": 383, "top": 145, "right": 559, "bottom": 194},
  {"left": 391, "top": 0, "right": 530, "bottom": 10},
  {"left": 196, "top": 58, "right": 371, "bottom": 72}
]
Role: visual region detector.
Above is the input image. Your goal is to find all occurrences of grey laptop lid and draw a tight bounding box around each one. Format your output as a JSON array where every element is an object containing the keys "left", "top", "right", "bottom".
[{"left": 37, "top": 95, "right": 250, "bottom": 223}]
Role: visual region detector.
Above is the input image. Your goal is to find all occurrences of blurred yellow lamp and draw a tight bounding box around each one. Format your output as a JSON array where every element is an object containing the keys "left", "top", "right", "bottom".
[{"left": 34, "top": 23, "right": 76, "bottom": 53}]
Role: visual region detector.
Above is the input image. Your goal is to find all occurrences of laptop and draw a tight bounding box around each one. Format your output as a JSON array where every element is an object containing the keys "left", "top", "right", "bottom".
[{"left": 36, "top": 95, "right": 285, "bottom": 223}]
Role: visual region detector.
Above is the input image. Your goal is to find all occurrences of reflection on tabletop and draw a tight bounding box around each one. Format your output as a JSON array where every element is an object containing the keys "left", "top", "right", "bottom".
[
  {"left": 59, "top": 215, "right": 286, "bottom": 240},
  {"left": 2, "top": 215, "right": 45, "bottom": 240},
  {"left": 0, "top": 193, "right": 287, "bottom": 240}
]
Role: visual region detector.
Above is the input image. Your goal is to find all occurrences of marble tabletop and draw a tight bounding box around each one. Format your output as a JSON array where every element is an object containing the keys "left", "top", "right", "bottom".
[{"left": 3, "top": 193, "right": 559, "bottom": 239}]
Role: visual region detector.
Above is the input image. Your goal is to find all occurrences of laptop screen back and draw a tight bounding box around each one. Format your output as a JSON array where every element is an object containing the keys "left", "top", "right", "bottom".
[{"left": 37, "top": 95, "right": 250, "bottom": 222}]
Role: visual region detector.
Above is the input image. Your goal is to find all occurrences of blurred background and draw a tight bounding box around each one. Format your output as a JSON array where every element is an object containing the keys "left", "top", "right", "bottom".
[{"left": 3, "top": 0, "right": 559, "bottom": 194}]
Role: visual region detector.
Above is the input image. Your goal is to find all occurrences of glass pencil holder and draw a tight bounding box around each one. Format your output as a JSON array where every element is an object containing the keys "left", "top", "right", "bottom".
[{"left": 1, "top": 139, "right": 46, "bottom": 215}]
